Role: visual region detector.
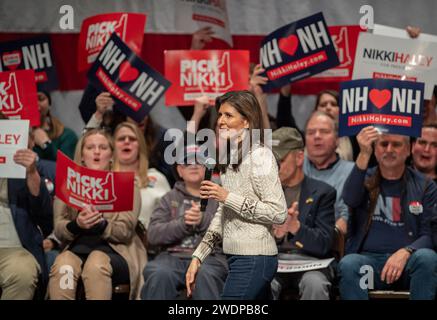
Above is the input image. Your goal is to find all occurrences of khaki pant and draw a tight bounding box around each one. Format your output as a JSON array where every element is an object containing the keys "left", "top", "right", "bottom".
[
  {"left": 0, "top": 247, "right": 40, "bottom": 300},
  {"left": 48, "top": 250, "right": 113, "bottom": 300}
]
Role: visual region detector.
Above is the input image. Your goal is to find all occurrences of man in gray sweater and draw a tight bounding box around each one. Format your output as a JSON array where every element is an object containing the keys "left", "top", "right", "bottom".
[
  {"left": 140, "top": 144, "right": 228, "bottom": 300},
  {"left": 304, "top": 111, "right": 354, "bottom": 235}
]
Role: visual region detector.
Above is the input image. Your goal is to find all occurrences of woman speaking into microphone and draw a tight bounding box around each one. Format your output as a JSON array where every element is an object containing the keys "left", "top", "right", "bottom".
[{"left": 186, "top": 90, "right": 287, "bottom": 300}]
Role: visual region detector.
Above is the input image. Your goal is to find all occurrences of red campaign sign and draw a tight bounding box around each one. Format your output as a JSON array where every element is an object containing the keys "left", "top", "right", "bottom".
[
  {"left": 0, "top": 69, "right": 40, "bottom": 127},
  {"left": 55, "top": 151, "right": 135, "bottom": 213},
  {"left": 292, "top": 26, "right": 363, "bottom": 94},
  {"left": 77, "top": 12, "right": 146, "bottom": 72},
  {"left": 164, "top": 50, "right": 250, "bottom": 106}
]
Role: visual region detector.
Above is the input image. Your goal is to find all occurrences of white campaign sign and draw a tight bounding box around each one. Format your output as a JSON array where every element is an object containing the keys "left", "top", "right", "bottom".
[
  {"left": 174, "top": 0, "right": 233, "bottom": 47},
  {"left": 374, "top": 24, "right": 437, "bottom": 43},
  {"left": 277, "top": 257, "right": 334, "bottom": 273},
  {"left": 352, "top": 32, "right": 437, "bottom": 99},
  {"left": 0, "top": 120, "right": 29, "bottom": 179}
]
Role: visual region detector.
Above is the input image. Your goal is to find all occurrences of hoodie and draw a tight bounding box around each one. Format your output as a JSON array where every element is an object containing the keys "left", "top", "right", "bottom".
[{"left": 147, "top": 181, "right": 221, "bottom": 257}]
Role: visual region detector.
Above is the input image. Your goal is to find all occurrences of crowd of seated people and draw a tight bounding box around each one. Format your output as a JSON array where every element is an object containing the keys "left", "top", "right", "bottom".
[{"left": 1, "top": 25, "right": 437, "bottom": 301}]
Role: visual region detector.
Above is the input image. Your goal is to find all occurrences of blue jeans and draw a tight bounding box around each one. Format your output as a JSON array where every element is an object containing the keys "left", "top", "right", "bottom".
[
  {"left": 222, "top": 255, "right": 277, "bottom": 300},
  {"left": 338, "top": 249, "right": 437, "bottom": 300},
  {"left": 141, "top": 252, "right": 228, "bottom": 300}
]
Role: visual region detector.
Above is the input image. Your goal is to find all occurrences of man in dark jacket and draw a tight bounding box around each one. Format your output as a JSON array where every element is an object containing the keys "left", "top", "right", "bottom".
[
  {"left": 0, "top": 148, "right": 53, "bottom": 299},
  {"left": 338, "top": 126, "right": 437, "bottom": 300},
  {"left": 271, "top": 127, "right": 336, "bottom": 300},
  {"left": 140, "top": 144, "right": 228, "bottom": 300}
]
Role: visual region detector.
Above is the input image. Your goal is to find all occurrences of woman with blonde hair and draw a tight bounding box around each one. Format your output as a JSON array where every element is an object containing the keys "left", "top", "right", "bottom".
[
  {"left": 48, "top": 128, "right": 147, "bottom": 300},
  {"left": 113, "top": 122, "right": 171, "bottom": 230}
]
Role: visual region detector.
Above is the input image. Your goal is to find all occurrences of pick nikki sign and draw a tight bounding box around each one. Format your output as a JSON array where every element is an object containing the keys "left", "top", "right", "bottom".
[
  {"left": 0, "top": 70, "right": 40, "bottom": 127},
  {"left": 339, "top": 79, "right": 424, "bottom": 137},
  {"left": 78, "top": 12, "right": 146, "bottom": 72},
  {"left": 55, "top": 151, "right": 135, "bottom": 212},
  {"left": 0, "top": 36, "right": 58, "bottom": 91},
  {"left": 164, "top": 50, "right": 249, "bottom": 106},
  {"left": 260, "top": 12, "right": 339, "bottom": 91},
  {"left": 88, "top": 33, "right": 171, "bottom": 123}
]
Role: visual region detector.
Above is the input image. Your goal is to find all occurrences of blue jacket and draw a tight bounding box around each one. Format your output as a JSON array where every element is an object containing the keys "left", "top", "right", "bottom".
[
  {"left": 280, "top": 176, "right": 336, "bottom": 258},
  {"left": 343, "top": 165, "right": 437, "bottom": 254},
  {"left": 7, "top": 177, "right": 53, "bottom": 297}
]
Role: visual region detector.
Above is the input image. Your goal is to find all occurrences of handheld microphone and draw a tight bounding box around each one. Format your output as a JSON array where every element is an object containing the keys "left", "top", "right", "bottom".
[{"left": 200, "top": 157, "right": 217, "bottom": 212}]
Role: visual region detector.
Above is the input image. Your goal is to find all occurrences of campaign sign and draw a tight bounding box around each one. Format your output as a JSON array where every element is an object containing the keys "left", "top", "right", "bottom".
[
  {"left": 260, "top": 12, "right": 339, "bottom": 91},
  {"left": 0, "top": 36, "right": 58, "bottom": 91},
  {"left": 78, "top": 12, "right": 146, "bottom": 72},
  {"left": 174, "top": 0, "right": 233, "bottom": 47},
  {"left": 339, "top": 79, "right": 424, "bottom": 137},
  {"left": 164, "top": 50, "right": 249, "bottom": 106},
  {"left": 0, "top": 120, "right": 29, "bottom": 179},
  {"left": 88, "top": 33, "right": 171, "bottom": 123},
  {"left": 0, "top": 70, "right": 40, "bottom": 127},
  {"left": 353, "top": 32, "right": 437, "bottom": 99},
  {"left": 292, "top": 25, "right": 363, "bottom": 94},
  {"left": 55, "top": 151, "right": 135, "bottom": 212}
]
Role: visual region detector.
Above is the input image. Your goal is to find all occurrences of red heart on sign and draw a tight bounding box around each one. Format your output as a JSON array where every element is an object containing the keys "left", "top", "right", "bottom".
[
  {"left": 119, "top": 61, "right": 139, "bottom": 82},
  {"left": 278, "top": 34, "right": 299, "bottom": 56},
  {"left": 2, "top": 51, "right": 22, "bottom": 70},
  {"left": 369, "top": 89, "right": 392, "bottom": 109}
]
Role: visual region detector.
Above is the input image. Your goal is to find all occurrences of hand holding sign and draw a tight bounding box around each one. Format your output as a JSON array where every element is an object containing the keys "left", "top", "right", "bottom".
[
  {"left": 357, "top": 126, "right": 380, "bottom": 155},
  {"left": 191, "top": 26, "right": 214, "bottom": 50},
  {"left": 406, "top": 26, "right": 421, "bottom": 39},
  {"left": 356, "top": 126, "right": 380, "bottom": 170},
  {"left": 193, "top": 95, "right": 212, "bottom": 119},
  {"left": 13, "top": 148, "right": 37, "bottom": 174},
  {"left": 95, "top": 92, "right": 114, "bottom": 119},
  {"left": 76, "top": 204, "right": 104, "bottom": 229},
  {"left": 250, "top": 64, "right": 268, "bottom": 96}
]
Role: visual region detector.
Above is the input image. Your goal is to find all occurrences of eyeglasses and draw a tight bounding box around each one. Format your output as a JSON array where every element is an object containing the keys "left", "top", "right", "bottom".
[{"left": 115, "top": 135, "right": 138, "bottom": 143}]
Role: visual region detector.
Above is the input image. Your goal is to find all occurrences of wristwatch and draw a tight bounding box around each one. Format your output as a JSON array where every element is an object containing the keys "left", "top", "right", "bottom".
[
  {"left": 41, "top": 140, "right": 52, "bottom": 150},
  {"left": 404, "top": 246, "right": 416, "bottom": 254}
]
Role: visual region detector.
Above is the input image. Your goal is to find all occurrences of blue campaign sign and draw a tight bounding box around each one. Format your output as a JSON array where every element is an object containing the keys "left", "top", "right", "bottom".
[
  {"left": 260, "top": 12, "right": 339, "bottom": 91},
  {"left": 0, "top": 36, "right": 58, "bottom": 91},
  {"left": 88, "top": 33, "right": 171, "bottom": 123},
  {"left": 339, "top": 79, "right": 424, "bottom": 137}
]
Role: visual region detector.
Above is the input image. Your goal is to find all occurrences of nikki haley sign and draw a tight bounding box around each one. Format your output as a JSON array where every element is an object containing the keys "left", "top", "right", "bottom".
[
  {"left": 165, "top": 50, "right": 249, "bottom": 106},
  {"left": 88, "top": 33, "right": 171, "bottom": 123},
  {"left": 78, "top": 12, "right": 146, "bottom": 72},
  {"left": 260, "top": 12, "right": 339, "bottom": 91},
  {"left": 339, "top": 79, "right": 424, "bottom": 137},
  {"left": 0, "top": 36, "right": 58, "bottom": 91}
]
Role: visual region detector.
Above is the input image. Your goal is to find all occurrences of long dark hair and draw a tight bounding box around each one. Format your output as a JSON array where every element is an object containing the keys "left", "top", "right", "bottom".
[
  {"left": 314, "top": 90, "right": 339, "bottom": 111},
  {"left": 215, "top": 90, "right": 265, "bottom": 173}
]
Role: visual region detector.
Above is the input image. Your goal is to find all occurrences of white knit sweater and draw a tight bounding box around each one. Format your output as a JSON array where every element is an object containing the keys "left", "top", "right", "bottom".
[{"left": 193, "top": 145, "right": 287, "bottom": 262}]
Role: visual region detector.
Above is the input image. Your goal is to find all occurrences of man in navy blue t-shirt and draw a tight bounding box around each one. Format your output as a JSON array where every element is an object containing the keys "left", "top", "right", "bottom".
[{"left": 338, "top": 126, "right": 437, "bottom": 300}]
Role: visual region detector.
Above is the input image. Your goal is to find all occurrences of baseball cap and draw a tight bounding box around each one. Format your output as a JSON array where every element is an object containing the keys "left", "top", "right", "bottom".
[
  {"left": 271, "top": 127, "right": 304, "bottom": 161},
  {"left": 177, "top": 143, "right": 208, "bottom": 165}
]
